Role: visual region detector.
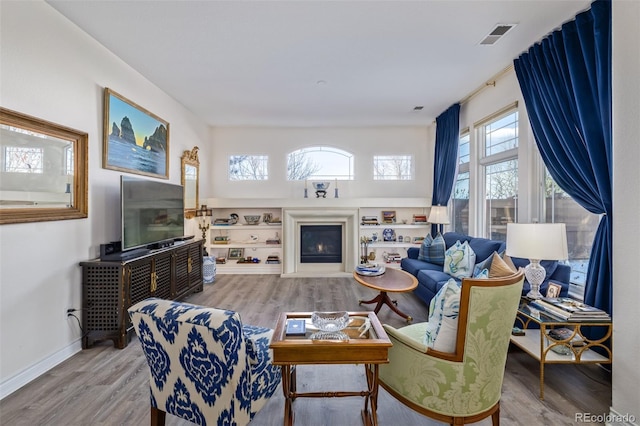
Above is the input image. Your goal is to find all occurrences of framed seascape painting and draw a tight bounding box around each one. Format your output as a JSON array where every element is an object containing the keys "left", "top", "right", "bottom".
[{"left": 103, "top": 88, "right": 170, "bottom": 179}]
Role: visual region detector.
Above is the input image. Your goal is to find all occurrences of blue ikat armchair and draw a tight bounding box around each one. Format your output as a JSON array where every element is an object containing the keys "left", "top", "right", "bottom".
[{"left": 128, "top": 298, "right": 281, "bottom": 426}]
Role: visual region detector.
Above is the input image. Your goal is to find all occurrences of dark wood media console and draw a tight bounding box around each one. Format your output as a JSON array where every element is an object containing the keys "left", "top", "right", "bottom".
[{"left": 80, "top": 239, "right": 204, "bottom": 349}]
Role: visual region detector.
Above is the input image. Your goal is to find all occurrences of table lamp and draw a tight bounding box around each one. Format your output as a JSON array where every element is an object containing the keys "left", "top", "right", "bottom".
[
  {"left": 506, "top": 223, "right": 568, "bottom": 299},
  {"left": 428, "top": 205, "right": 450, "bottom": 235}
]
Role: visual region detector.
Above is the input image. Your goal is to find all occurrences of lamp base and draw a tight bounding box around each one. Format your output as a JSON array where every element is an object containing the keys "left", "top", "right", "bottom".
[{"left": 524, "top": 259, "right": 546, "bottom": 299}]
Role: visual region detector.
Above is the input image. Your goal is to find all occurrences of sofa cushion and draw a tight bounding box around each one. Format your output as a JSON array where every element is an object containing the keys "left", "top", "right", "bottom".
[
  {"left": 418, "top": 233, "right": 446, "bottom": 265},
  {"left": 474, "top": 268, "right": 490, "bottom": 279},
  {"left": 489, "top": 252, "right": 518, "bottom": 278},
  {"left": 442, "top": 232, "right": 505, "bottom": 263},
  {"left": 416, "top": 269, "right": 455, "bottom": 295},
  {"left": 443, "top": 240, "right": 476, "bottom": 279},
  {"left": 401, "top": 257, "right": 442, "bottom": 277},
  {"left": 473, "top": 251, "right": 496, "bottom": 277},
  {"left": 424, "top": 278, "right": 461, "bottom": 352}
]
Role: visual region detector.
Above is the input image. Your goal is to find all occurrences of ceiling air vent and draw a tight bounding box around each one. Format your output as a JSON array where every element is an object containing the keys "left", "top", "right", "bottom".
[{"left": 479, "top": 24, "right": 517, "bottom": 46}]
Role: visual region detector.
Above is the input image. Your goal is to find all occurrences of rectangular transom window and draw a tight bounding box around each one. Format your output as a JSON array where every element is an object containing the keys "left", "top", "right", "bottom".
[
  {"left": 373, "top": 155, "right": 413, "bottom": 180},
  {"left": 485, "top": 111, "right": 518, "bottom": 156},
  {"left": 228, "top": 155, "right": 268, "bottom": 180}
]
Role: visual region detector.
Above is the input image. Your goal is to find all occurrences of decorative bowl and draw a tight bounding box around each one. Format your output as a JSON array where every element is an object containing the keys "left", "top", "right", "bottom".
[
  {"left": 312, "top": 181, "right": 330, "bottom": 191},
  {"left": 311, "top": 311, "right": 349, "bottom": 332},
  {"left": 244, "top": 215, "right": 261, "bottom": 225}
]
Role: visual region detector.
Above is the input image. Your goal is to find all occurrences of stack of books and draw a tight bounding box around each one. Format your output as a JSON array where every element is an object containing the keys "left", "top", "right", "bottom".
[
  {"left": 412, "top": 214, "right": 427, "bottom": 224},
  {"left": 383, "top": 252, "right": 402, "bottom": 263},
  {"left": 266, "top": 237, "right": 281, "bottom": 245},
  {"left": 266, "top": 255, "right": 281, "bottom": 264},
  {"left": 361, "top": 216, "right": 379, "bottom": 225},
  {"left": 530, "top": 297, "right": 610, "bottom": 321}
]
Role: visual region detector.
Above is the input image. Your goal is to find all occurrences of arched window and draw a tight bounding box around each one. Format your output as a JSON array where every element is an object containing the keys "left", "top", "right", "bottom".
[{"left": 287, "top": 146, "right": 353, "bottom": 180}]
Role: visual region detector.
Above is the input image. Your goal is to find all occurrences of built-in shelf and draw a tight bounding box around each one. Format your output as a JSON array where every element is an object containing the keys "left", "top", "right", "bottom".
[{"left": 203, "top": 201, "right": 432, "bottom": 276}]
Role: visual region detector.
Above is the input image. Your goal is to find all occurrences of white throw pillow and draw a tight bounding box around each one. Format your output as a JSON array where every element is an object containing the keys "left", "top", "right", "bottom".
[
  {"left": 424, "top": 278, "right": 461, "bottom": 352},
  {"left": 443, "top": 240, "right": 476, "bottom": 279}
]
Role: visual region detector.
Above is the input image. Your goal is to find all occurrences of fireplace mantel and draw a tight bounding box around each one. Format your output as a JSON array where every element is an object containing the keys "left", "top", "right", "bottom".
[{"left": 282, "top": 208, "right": 359, "bottom": 277}]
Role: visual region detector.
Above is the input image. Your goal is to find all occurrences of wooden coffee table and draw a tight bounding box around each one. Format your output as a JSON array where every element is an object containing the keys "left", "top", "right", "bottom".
[
  {"left": 353, "top": 267, "right": 418, "bottom": 323},
  {"left": 270, "top": 311, "right": 392, "bottom": 426}
]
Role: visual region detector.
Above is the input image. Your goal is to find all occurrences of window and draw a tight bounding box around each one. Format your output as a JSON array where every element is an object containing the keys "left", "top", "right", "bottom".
[
  {"left": 373, "top": 155, "right": 413, "bottom": 180},
  {"left": 479, "top": 110, "right": 519, "bottom": 241},
  {"left": 3, "top": 146, "right": 44, "bottom": 173},
  {"left": 451, "top": 133, "right": 470, "bottom": 234},
  {"left": 544, "top": 171, "right": 600, "bottom": 300},
  {"left": 485, "top": 112, "right": 518, "bottom": 156},
  {"left": 287, "top": 146, "right": 353, "bottom": 180},
  {"left": 484, "top": 160, "right": 518, "bottom": 241},
  {"left": 228, "top": 155, "right": 268, "bottom": 180},
  {"left": 65, "top": 144, "right": 74, "bottom": 175}
]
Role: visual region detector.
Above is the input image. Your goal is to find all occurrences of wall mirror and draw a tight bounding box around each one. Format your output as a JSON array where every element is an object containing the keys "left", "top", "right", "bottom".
[
  {"left": 0, "top": 107, "right": 88, "bottom": 224},
  {"left": 181, "top": 146, "right": 199, "bottom": 219}
]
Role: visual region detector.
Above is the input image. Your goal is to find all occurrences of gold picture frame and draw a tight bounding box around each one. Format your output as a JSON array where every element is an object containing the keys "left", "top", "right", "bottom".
[{"left": 103, "top": 88, "right": 170, "bottom": 179}]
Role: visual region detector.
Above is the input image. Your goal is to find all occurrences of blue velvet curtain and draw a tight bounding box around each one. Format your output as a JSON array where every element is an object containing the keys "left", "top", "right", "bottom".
[
  {"left": 431, "top": 103, "right": 460, "bottom": 235},
  {"left": 514, "top": 0, "right": 612, "bottom": 314}
]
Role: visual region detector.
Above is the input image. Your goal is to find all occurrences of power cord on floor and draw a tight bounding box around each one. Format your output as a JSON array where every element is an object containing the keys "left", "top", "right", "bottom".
[{"left": 67, "top": 311, "right": 86, "bottom": 338}]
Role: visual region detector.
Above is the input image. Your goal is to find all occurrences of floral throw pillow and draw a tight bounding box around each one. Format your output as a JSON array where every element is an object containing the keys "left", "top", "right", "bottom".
[
  {"left": 443, "top": 240, "right": 476, "bottom": 279},
  {"left": 424, "top": 278, "right": 461, "bottom": 352},
  {"left": 418, "top": 233, "right": 446, "bottom": 265}
]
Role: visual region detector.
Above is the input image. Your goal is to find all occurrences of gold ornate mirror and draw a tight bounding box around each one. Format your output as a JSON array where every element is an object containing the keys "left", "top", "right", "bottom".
[
  {"left": 0, "top": 107, "right": 88, "bottom": 224},
  {"left": 181, "top": 146, "right": 199, "bottom": 219}
]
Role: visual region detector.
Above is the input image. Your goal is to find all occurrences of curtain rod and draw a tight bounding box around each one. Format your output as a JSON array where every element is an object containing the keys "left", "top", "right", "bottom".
[{"left": 459, "top": 63, "right": 514, "bottom": 105}]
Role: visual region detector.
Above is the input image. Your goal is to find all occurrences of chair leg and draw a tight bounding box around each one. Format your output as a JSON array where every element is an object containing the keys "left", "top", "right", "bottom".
[
  {"left": 492, "top": 406, "right": 500, "bottom": 426},
  {"left": 151, "top": 406, "right": 166, "bottom": 426}
]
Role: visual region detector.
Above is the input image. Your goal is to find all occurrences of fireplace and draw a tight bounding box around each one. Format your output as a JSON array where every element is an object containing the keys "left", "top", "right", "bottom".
[
  {"left": 300, "top": 225, "right": 342, "bottom": 263},
  {"left": 282, "top": 208, "right": 358, "bottom": 276}
]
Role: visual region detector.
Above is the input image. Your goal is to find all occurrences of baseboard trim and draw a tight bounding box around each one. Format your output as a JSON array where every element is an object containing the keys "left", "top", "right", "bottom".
[
  {"left": 0, "top": 339, "right": 82, "bottom": 400},
  {"left": 606, "top": 407, "right": 638, "bottom": 426}
]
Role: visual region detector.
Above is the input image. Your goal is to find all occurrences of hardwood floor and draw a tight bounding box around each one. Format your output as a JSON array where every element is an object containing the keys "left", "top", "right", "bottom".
[{"left": 0, "top": 274, "right": 611, "bottom": 425}]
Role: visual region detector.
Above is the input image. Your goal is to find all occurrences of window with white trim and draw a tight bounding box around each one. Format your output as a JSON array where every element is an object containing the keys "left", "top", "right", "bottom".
[
  {"left": 287, "top": 146, "right": 353, "bottom": 180},
  {"left": 373, "top": 155, "right": 413, "bottom": 180},
  {"left": 478, "top": 109, "right": 519, "bottom": 241},
  {"left": 228, "top": 155, "right": 268, "bottom": 180},
  {"left": 451, "top": 133, "right": 470, "bottom": 234}
]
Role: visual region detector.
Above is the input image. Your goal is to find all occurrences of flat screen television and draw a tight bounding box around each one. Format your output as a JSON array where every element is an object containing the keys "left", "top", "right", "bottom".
[{"left": 121, "top": 175, "right": 184, "bottom": 251}]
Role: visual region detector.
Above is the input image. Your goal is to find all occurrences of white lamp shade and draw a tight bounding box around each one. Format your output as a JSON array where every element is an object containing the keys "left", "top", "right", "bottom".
[
  {"left": 428, "top": 205, "right": 450, "bottom": 225},
  {"left": 506, "top": 223, "right": 568, "bottom": 260}
]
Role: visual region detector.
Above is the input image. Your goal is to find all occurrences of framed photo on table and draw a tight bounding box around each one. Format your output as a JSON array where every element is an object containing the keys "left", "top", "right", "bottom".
[
  {"left": 103, "top": 88, "right": 170, "bottom": 179},
  {"left": 228, "top": 248, "right": 244, "bottom": 260},
  {"left": 546, "top": 282, "right": 563, "bottom": 298}
]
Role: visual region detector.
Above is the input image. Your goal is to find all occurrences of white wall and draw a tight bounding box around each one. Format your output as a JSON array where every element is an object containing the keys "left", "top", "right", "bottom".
[
  {"left": 210, "top": 126, "right": 432, "bottom": 199},
  {"left": 611, "top": 1, "right": 640, "bottom": 424},
  {"left": 1, "top": 2, "right": 636, "bottom": 418},
  {"left": 0, "top": 1, "right": 211, "bottom": 397}
]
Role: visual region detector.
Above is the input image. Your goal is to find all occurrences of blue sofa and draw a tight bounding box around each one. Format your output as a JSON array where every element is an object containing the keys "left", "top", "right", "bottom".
[{"left": 401, "top": 232, "right": 571, "bottom": 307}]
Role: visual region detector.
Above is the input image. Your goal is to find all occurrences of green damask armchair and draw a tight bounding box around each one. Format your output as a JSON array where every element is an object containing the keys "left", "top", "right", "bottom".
[{"left": 378, "top": 271, "right": 524, "bottom": 426}]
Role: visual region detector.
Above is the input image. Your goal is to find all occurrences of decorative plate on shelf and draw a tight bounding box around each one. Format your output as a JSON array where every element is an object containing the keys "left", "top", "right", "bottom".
[{"left": 382, "top": 228, "right": 396, "bottom": 241}]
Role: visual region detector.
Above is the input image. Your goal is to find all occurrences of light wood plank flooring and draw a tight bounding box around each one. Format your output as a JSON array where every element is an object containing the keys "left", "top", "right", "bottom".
[{"left": 0, "top": 275, "right": 611, "bottom": 425}]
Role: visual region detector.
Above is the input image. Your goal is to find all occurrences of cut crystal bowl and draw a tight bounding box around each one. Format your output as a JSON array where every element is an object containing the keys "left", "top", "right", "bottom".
[{"left": 310, "top": 311, "right": 349, "bottom": 341}]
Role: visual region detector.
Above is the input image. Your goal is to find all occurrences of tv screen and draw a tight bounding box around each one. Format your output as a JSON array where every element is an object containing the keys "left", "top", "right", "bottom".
[{"left": 121, "top": 175, "right": 184, "bottom": 251}]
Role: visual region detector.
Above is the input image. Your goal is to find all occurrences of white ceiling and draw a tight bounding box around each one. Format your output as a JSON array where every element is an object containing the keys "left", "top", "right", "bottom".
[{"left": 47, "top": 0, "right": 591, "bottom": 127}]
